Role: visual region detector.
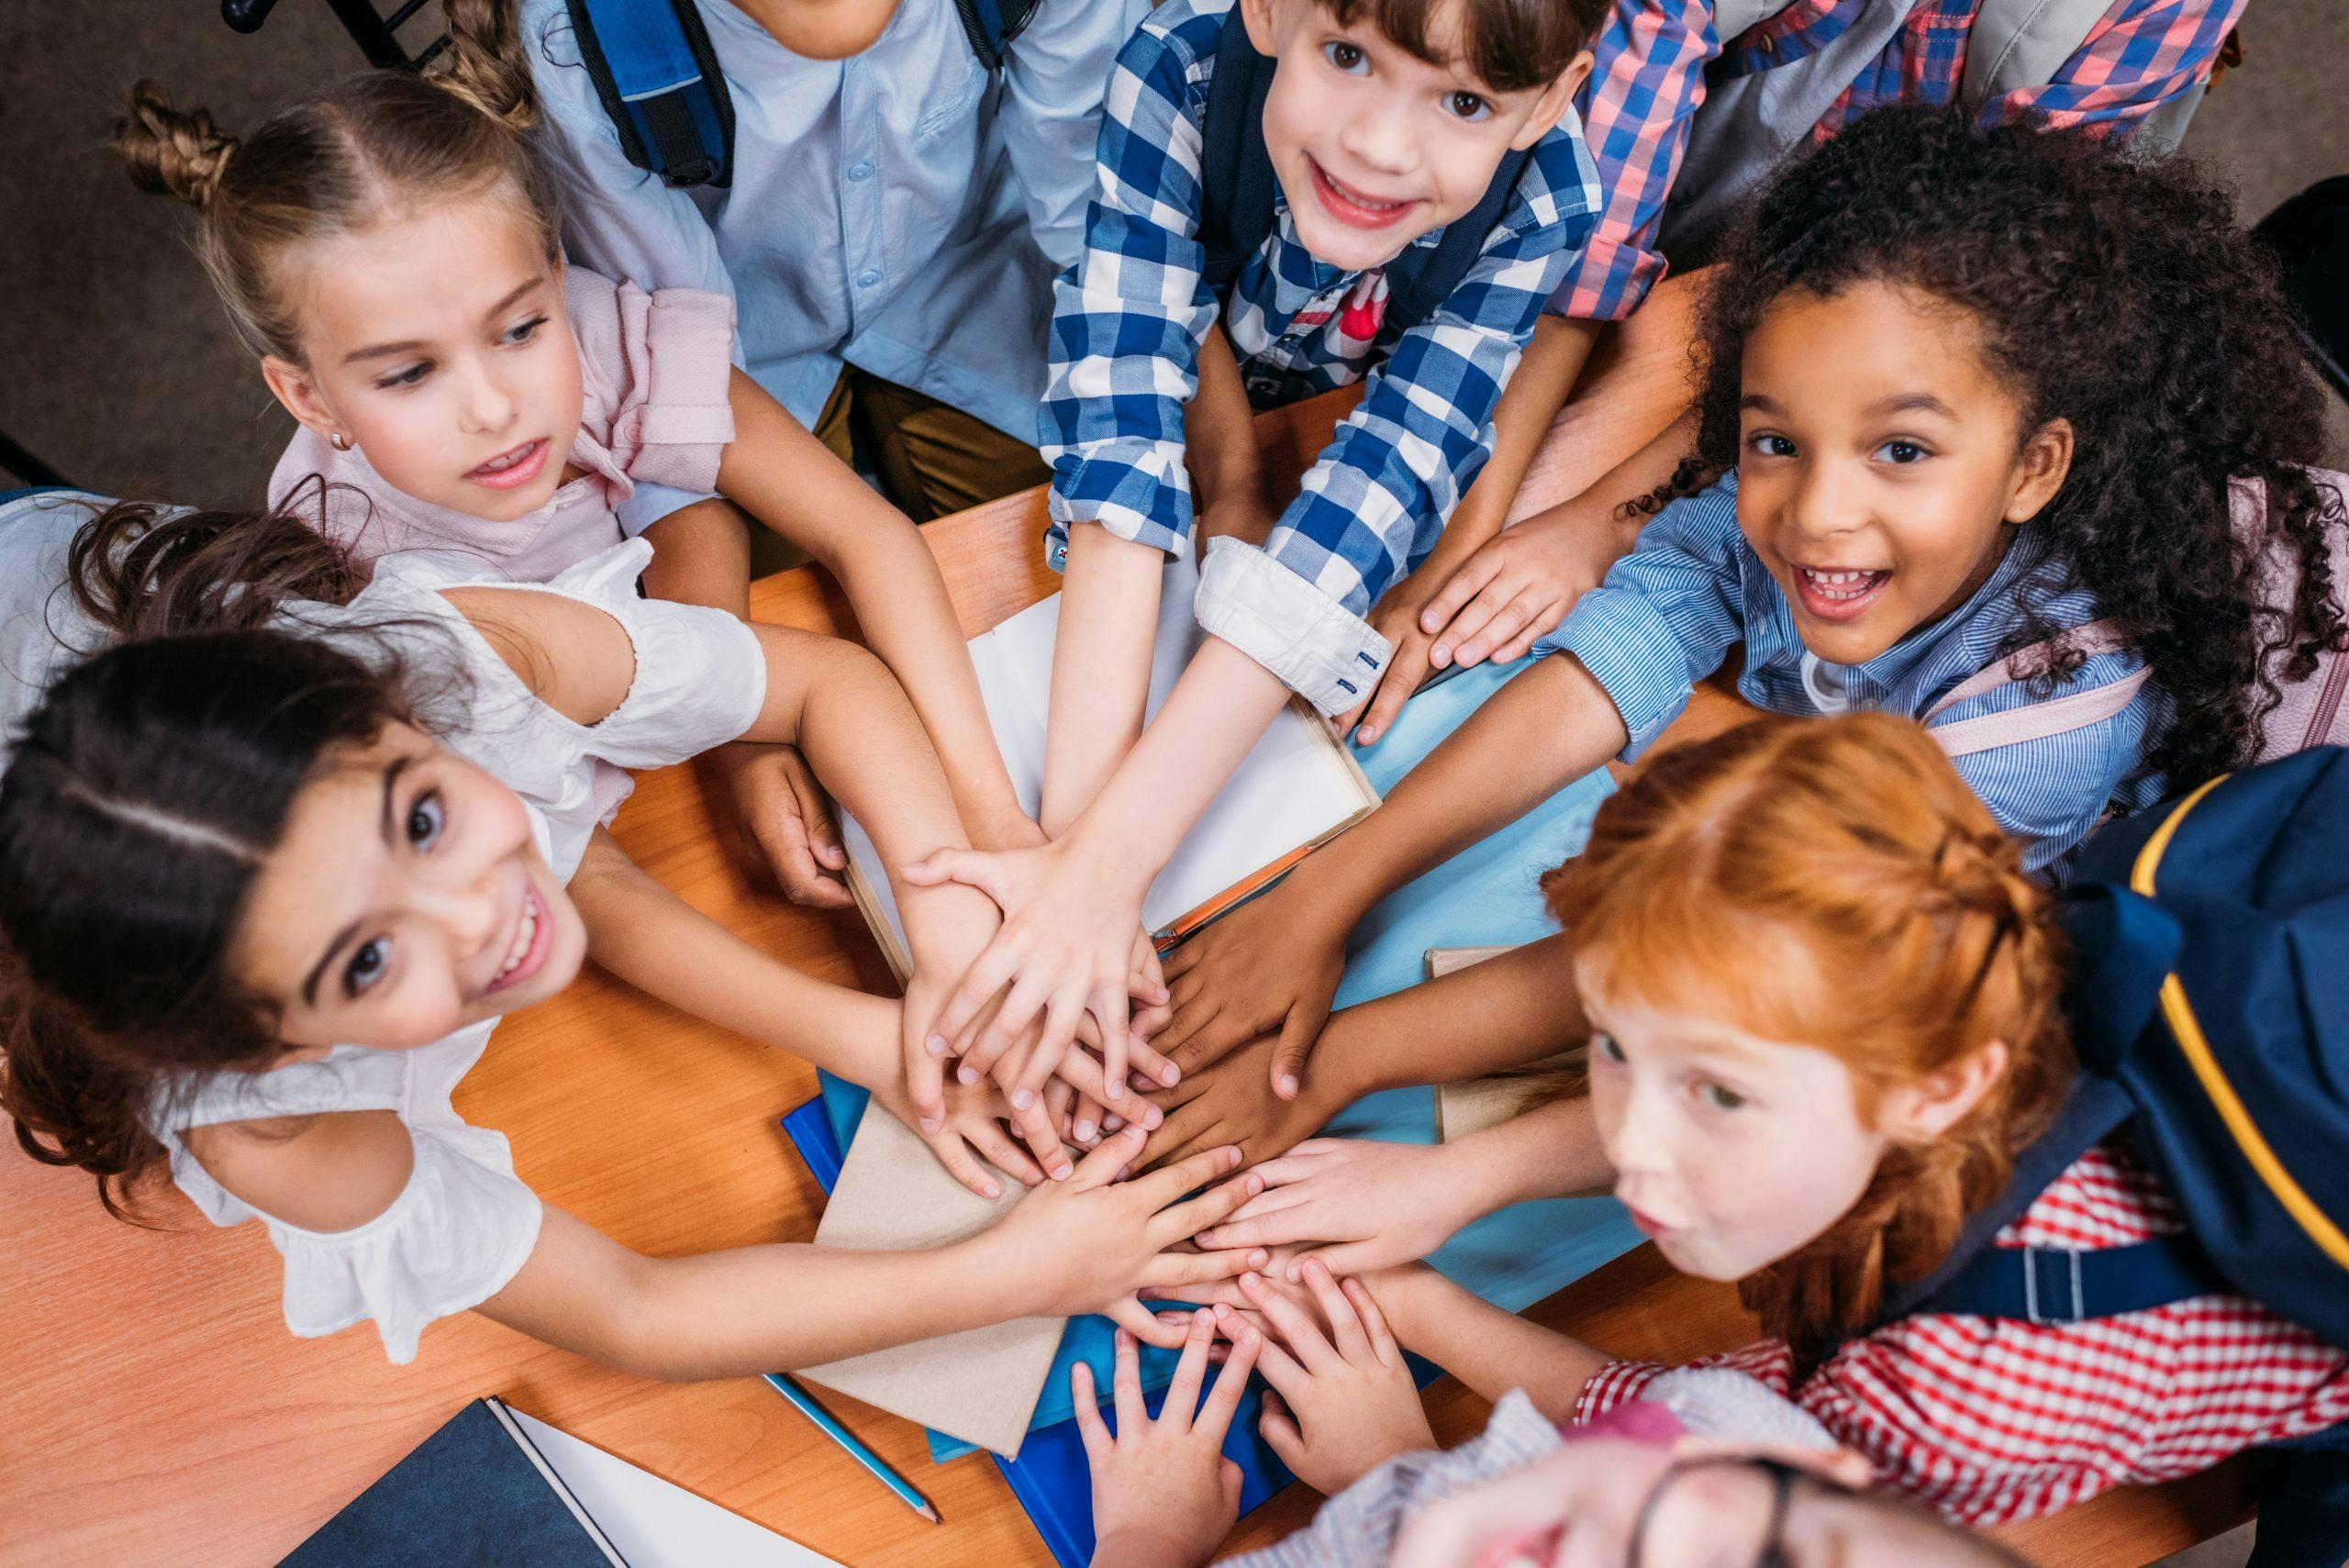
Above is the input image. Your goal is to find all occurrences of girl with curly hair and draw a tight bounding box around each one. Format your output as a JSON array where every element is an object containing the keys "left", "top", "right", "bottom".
[
  {"left": 1145, "top": 101, "right": 2347, "bottom": 1099},
  {"left": 1167, "top": 714, "right": 2349, "bottom": 1530}
]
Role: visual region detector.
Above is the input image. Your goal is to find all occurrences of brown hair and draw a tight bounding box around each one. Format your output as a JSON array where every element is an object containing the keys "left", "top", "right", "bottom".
[
  {"left": 0, "top": 498, "right": 397, "bottom": 1222},
  {"left": 1539, "top": 714, "right": 2075, "bottom": 1366},
  {"left": 115, "top": 0, "right": 554, "bottom": 365},
  {"left": 1318, "top": 0, "right": 1606, "bottom": 95}
]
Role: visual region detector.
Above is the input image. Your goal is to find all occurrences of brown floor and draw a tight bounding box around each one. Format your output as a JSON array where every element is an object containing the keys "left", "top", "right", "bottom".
[{"left": 1, "top": 1, "right": 2344, "bottom": 500}]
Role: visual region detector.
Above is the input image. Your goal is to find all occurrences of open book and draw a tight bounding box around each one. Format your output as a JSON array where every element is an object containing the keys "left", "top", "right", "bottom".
[
  {"left": 1426, "top": 945, "right": 1586, "bottom": 1142},
  {"left": 841, "top": 555, "right": 1379, "bottom": 982}
]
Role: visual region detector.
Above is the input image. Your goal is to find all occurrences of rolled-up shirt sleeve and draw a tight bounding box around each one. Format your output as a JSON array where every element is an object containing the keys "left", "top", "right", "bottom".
[
  {"left": 1985, "top": 0, "right": 2246, "bottom": 135},
  {"left": 1533, "top": 479, "right": 1746, "bottom": 756}
]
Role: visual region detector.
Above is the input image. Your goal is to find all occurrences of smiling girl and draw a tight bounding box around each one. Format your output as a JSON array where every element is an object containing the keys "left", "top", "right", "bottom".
[
  {"left": 1148, "top": 102, "right": 2347, "bottom": 1096},
  {"left": 0, "top": 501, "right": 1254, "bottom": 1369},
  {"left": 115, "top": 59, "right": 1176, "bottom": 1129},
  {"left": 1180, "top": 713, "right": 2349, "bottom": 1528}
]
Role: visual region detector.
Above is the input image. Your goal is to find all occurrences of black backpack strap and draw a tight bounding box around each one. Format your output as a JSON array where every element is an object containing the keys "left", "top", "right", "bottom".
[
  {"left": 1380, "top": 144, "right": 1533, "bottom": 336},
  {"left": 952, "top": 0, "right": 1043, "bottom": 71},
  {"left": 1196, "top": 11, "right": 1278, "bottom": 301},
  {"left": 565, "top": 0, "right": 736, "bottom": 189}
]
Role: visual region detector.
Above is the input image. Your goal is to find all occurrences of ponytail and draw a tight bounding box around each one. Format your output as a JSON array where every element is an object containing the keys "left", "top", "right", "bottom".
[
  {"left": 64, "top": 487, "right": 363, "bottom": 643},
  {"left": 434, "top": 0, "right": 541, "bottom": 132}
]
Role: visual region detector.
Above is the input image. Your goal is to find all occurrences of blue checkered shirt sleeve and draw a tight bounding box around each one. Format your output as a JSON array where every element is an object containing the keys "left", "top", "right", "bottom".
[{"left": 1040, "top": 9, "right": 1223, "bottom": 565}]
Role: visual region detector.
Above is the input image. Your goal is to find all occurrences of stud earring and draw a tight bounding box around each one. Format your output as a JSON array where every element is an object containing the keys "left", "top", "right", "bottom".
[{"left": 328, "top": 431, "right": 352, "bottom": 452}]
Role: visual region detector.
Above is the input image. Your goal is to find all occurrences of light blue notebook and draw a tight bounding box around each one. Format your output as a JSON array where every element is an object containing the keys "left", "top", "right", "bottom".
[{"left": 822, "top": 653, "right": 1639, "bottom": 1463}]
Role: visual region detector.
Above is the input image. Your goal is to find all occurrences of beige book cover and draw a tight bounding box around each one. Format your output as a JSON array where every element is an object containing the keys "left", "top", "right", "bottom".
[
  {"left": 841, "top": 555, "right": 1378, "bottom": 983},
  {"left": 795, "top": 1108, "right": 1063, "bottom": 1458},
  {"left": 1425, "top": 945, "right": 1586, "bottom": 1142}
]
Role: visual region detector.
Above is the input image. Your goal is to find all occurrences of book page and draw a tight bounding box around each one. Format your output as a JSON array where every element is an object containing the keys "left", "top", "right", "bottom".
[
  {"left": 841, "top": 554, "right": 1376, "bottom": 953},
  {"left": 1425, "top": 946, "right": 1586, "bottom": 1142},
  {"left": 504, "top": 1407, "right": 844, "bottom": 1567}
]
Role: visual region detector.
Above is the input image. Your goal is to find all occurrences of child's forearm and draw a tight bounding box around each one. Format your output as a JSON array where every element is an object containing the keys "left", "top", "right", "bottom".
[
  {"left": 638, "top": 497, "right": 754, "bottom": 617},
  {"left": 1376, "top": 1266, "right": 1612, "bottom": 1422},
  {"left": 1278, "top": 654, "right": 1629, "bottom": 934},
  {"left": 1446, "top": 315, "right": 1604, "bottom": 544},
  {"left": 1444, "top": 1096, "right": 1613, "bottom": 1208},
  {"left": 716, "top": 370, "right": 1032, "bottom": 846},
  {"left": 570, "top": 831, "right": 903, "bottom": 1084},
  {"left": 1056, "top": 637, "right": 1294, "bottom": 893},
  {"left": 1309, "top": 936, "right": 1590, "bottom": 1102},
  {"left": 1041, "top": 525, "right": 1165, "bottom": 834}
]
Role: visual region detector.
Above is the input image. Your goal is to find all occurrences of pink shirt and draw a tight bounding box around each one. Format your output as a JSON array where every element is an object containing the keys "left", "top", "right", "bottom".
[{"left": 270, "top": 267, "right": 736, "bottom": 582}]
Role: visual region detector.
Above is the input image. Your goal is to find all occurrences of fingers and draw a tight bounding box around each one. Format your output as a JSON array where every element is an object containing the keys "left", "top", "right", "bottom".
[
  {"left": 1429, "top": 572, "right": 1517, "bottom": 670},
  {"left": 1257, "top": 1393, "right": 1304, "bottom": 1473},
  {"left": 1291, "top": 1239, "right": 1390, "bottom": 1280},
  {"left": 1267, "top": 1005, "right": 1321, "bottom": 1101},
  {"left": 1135, "top": 1099, "right": 1215, "bottom": 1173},
  {"left": 1492, "top": 593, "right": 1567, "bottom": 664},
  {"left": 1240, "top": 1272, "right": 1340, "bottom": 1375},
  {"left": 1418, "top": 550, "right": 1503, "bottom": 645},
  {"left": 926, "top": 1127, "right": 1007, "bottom": 1200},
  {"left": 1141, "top": 1239, "right": 1268, "bottom": 1294},
  {"left": 1194, "top": 1198, "right": 1316, "bottom": 1253},
  {"left": 1165, "top": 1012, "right": 1260, "bottom": 1077},
  {"left": 1107, "top": 1295, "right": 1186, "bottom": 1348},
  {"left": 1349, "top": 641, "right": 1424, "bottom": 749},
  {"left": 1147, "top": 1166, "right": 1261, "bottom": 1251},
  {"left": 1070, "top": 1360, "right": 1109, "bottom": 1462},
  {"left": 1135, "top": 1143, "right": 1246, "bottom": 1213},
  {"left": 1066, "top": 1124, "right": 1150, "bottom": 1191},
  {"left": 969, "top": 1116, "right": 1048, "bottom": 1188},
  {"left": 1163, "top": 1306, "right": 1217, "bottom": 1420},
  {"left": 1051, "top": 1051, "right": 1165, "bottom": 1130},
  {"left": 922, "top": 938, "right": 1024, "bottom": 1056},
  {"left": 1450, "top": 585, "right": 1551, "bottom": 670},
  {"left": 897, "top": 845, "right": 996, "bottom": 895},
  {"left": 964, "top": 962, "right": 1062, "bottom": 1088},
  {"left": 1086, "top": 984, "right": 1130, "bottom": 1106},
  {"left": 1111, "top": 1325, "right": 1146, "bottom": 1430},
  {"left": 1297, "top": 1258, "right": 1373, "bottom": 1365},
  {"left": 1344, "top": 1274, "right": 1401, "bottom": 1367},
  {"left": 1010, "top": 1086, "right": 1075, "bottom": 1180},
  {"left": 1130, "top": 930, "right": 1170, "bottom": 1010},
  {"left": 1197, "top": 1320, "right": 1261, "bottom": 1436},
  {"left": 903, "top": 1018, "right": 948, "bottom": 1131},
  {"left": 1070, "top": 1086, "right": 1104, "bottom": 1147},
  {"left": 1125, "top": 1031, "right": 1183, "bottom": 1090},
  {"left": 783, "top": 755, "right": 848, "bottom": 873}
]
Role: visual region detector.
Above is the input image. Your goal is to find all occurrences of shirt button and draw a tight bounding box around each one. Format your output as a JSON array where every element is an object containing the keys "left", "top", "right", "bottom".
[
  {"left": 847, "top": 161, "right": 873, "bottom": 182},
  {"left": 855, "top": 267, "right": 883, "bottom": 289}
]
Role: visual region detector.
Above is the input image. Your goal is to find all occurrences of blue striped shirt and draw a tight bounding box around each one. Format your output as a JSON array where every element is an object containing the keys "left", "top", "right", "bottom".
[
  {"left": 1041, "top": 0, "right": 1603, "bottom": 713},
  {"left": 1535, "top": 473, "right": 2166, "bottom": 870}
]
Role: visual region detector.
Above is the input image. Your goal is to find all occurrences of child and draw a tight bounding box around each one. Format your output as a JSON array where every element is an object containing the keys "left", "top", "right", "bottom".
[
  {"left": 1150, "top": 104, "right": 2347, "bottom": 1093},
  {"left": 0, "top": 506, "right": 1257, "bottom": 1368},
  {"left": 117, "top": 66, "right": 1174, "bottom": 1120},
  {"left": 1177, "top": 714, "right": 2349, "bottom": 1527},
  {"left": 506, "top": 0, "right": 1143, "bottom": 525},
  {"left": 899, "top": 0, "right": 1609, "bottom": 1098},
  {"left": 1362, "top": 0, "right": 2247, "bottom": 737},
  {"left": 114, "top": 59, "right": 1043, "bottom": 927}
]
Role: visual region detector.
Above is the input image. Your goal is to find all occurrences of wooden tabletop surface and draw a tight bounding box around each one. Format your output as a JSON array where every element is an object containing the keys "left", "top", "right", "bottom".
[{"left": 0, "top": 272, "right": 2241, "bottom": 1567}]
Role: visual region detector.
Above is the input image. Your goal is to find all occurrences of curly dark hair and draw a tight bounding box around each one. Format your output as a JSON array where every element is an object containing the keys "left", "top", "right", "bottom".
[{"left": 1658, "top": 105, "right": 2346, "bottom": 800}]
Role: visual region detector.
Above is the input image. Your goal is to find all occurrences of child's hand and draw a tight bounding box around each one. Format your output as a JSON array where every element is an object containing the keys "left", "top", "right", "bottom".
[
  {"left": 714, "top": 740, "right": 852, "bottom": 909},
  {"left": 1414, "top": 492, "right": 1631, "bottom": 676},
  {"left": 901, "top": 837, "right": 1156, "bottom": 1109},
  {"left": 988, "top": 1127, "right": 1270, "bottom": 1346},
  {"left": 1194, "top": 1138, "right": 1467, "bottom": 1277},
  {"left": 871, "top": 1070, "right": 1048, "bottom": 1200},
  {"left": 1338, "top": 561, "right": 1449, "bottom": 748},
  {"left": 1077, "top": 1317, "right": 1263, "bottom": 1568},
  {"left": 1154, "top": 887, "right": 1347, "bottom": 1095},
  {"left": 1138, "top": 1032, "right": 1345, "bottom": 1172},
  {"left": 1235, "top": 1261, "right": 1434, "bottom": 1496}
]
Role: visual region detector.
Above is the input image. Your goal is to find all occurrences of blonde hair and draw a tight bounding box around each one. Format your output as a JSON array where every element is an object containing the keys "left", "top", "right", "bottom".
[
  {"left": 1540, "top": 713, "right": 2075, "bottom": 1364},
  {"left": 115, "top": 0, "right": 554, "bottom": 364}
]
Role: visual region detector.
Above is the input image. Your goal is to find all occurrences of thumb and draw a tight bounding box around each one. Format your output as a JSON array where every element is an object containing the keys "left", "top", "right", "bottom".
[
  {"left": 1219, "top": 1458, "right": 1242, "bottom": 1509},
  {"left": 1269, "top": 1006, "right": 1320, "bottom": 1101},
  {"left": 901, "top": 846, "right": 988, "bottom": 893},
  {"left": 796, "top": 789, "right": 846, "bottom": 870}
]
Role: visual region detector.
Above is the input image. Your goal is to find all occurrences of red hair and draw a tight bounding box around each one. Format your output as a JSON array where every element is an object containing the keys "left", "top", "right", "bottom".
[{"left": 1541, "top": 713, "right": 2075, "bottom": 1363}]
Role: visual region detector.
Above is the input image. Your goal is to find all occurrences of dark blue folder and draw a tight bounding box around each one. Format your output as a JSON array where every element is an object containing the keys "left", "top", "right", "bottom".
[
  {"left": 782, "top": 1098, "right": 1327, "bottom": 1566},
  {"left": 279, "top": 1399, "right": 618, "bottom": 1567}
]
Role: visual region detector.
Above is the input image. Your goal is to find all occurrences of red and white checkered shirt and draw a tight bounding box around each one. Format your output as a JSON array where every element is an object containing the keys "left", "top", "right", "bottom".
[{"left": 1575, "top": 1142, "right": 2349, "bottom": 1527}]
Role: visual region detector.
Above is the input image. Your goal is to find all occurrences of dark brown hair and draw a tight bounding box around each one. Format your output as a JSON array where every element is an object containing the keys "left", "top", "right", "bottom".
[
  {"left": 115, "top": 0, "right": 552, "bottom": 365},
  {"left": 1540, "top": 713, "right": 2076, "bottom": 1366},
  {"left": 1319, "top": 0, "right": 1606, "bottom": 94}
]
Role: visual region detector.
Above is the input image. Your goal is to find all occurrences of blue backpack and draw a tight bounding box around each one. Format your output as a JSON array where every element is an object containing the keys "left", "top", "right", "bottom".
[
  {"left": 562, "top": 0, "right": 1041, "bottom": 190},
  {"left": 1876, "top": 749, "right": 2349, "bottom": 1566},
  {"left": 1193, "top": 8, "right": 1531, "bottom": 340}
]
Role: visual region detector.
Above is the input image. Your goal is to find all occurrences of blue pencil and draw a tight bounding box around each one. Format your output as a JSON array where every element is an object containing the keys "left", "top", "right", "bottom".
[{"left": 762, "top": 1373, "right": 941, "bottom": 1524}]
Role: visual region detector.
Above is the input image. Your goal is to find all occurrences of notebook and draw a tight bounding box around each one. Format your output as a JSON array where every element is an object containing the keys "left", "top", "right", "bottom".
[
  {"left": 839, "top": 555, "right": 1378, "bottom": 981},
  {"left": 1425, "top": 945, "right": 1585, "bottom": 1142},
  {"left": 281, "top": 1397, "right": 841, "bottom": 1567},
  {"left": 794, "top": 1105, "right": 1064, "bottom": 1457}
]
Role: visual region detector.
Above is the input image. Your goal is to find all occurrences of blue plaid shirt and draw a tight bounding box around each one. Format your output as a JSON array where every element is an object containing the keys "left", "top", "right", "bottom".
[
  {"left": 1535, "top": 473, "right": 2167, "bottom": 871},
  {"left": 1042, "top": 0, "right": 1602, "bottom": 714}
]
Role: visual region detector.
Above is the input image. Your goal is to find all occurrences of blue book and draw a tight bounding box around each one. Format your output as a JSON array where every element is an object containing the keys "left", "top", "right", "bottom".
[{"left": 279, "top": 1398, "right": 623, "bottom": 1567}]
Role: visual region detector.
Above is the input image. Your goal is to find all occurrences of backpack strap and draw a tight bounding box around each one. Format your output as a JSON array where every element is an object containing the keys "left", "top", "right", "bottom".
[
  {"left": 1923, "top": 617, "right": 2149, "bottom": 759},
  {"left": 565, "top": 0, "right": 736, "bottom": 189},
  {"left": 952, "top": 0, "right": 1043, "bottom": 72},
  {"left": 1193, "top": 9, "right": 1534, "bottom": 335}
]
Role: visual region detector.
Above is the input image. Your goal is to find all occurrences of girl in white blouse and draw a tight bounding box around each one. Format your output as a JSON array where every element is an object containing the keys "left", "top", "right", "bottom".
[{"left": 0, "top": 501, "right": 1261, "bottom": 1368}]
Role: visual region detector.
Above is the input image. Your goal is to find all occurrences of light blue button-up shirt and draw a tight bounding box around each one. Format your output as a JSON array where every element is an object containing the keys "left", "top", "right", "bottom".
[{"left": 519, "top": 0, "right": 1145, "bottom": 528}]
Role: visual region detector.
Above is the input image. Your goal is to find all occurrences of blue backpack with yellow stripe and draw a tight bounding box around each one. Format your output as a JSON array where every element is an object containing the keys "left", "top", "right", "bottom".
[
  {"left": 562, "top": 0, "right": 1041, "bottom": 189},
  {"left": 1879, "top": 747, "right": 2349, "bottom": 1343}
]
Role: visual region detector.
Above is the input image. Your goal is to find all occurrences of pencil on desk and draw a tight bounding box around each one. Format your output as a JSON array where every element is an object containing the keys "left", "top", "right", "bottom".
[{"left": 762, "top": 1373, "right": 941, "bottom": 1524}]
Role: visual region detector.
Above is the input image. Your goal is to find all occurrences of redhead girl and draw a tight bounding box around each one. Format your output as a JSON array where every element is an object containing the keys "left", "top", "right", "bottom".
[
  {"left": 117, "top": 54, "right": 1173, "bottom": 1127},
  {"left": 1168, "top": 714, "right": 2349, "bottom": 1527},
  {"left": 0, "top": 501, "right": 1257, "bottom": 1370}
]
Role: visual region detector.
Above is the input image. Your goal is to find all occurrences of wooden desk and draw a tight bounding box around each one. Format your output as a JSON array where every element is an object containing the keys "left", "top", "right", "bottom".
[{"left": 0, "top": 273, "right": 2240, "bottom": 1567}]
